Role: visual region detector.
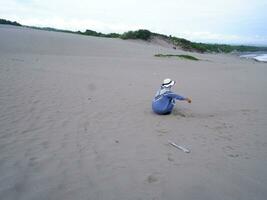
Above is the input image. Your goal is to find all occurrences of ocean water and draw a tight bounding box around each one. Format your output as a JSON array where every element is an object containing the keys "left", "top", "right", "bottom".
[{"left": 240, "top": 52, "right": 267, "bottom": 62}]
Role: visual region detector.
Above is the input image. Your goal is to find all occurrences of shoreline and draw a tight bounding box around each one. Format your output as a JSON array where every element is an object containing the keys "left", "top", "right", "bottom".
[{"left": 239, "top": 52, "right": 267, "bottom": 62}]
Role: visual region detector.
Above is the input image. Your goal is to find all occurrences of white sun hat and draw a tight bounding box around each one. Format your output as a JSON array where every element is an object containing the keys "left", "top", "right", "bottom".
[{"left": 162, "top": 78, "right": 176, "bottom": 88}]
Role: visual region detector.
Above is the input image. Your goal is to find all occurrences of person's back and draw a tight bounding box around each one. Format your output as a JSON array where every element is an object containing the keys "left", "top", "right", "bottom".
[{"left": 152, "top": 78, "right": 191, "bottom": 115}]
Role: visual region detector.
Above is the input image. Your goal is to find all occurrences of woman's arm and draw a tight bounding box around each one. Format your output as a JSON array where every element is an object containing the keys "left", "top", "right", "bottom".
[{"left": 163, "top": 92, "right": 192, "bottom": 103}]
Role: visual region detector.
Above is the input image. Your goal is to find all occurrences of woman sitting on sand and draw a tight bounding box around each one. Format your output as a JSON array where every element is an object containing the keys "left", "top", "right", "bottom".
[{"left": 152, "top": 78, "right": 191, "bottom": 115}]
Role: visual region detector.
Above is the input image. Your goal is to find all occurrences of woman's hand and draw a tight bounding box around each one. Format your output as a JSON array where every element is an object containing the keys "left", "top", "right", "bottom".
[{"left": 186, "top": 97, "right": 192, "bottom": 103}]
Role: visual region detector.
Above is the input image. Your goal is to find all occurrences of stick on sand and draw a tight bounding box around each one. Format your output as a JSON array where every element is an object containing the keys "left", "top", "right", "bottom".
[{"left": 168, "top": 140, "right": 190, "bottom": 153}]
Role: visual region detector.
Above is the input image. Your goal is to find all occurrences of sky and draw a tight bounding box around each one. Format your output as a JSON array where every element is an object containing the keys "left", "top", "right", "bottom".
[{"left": 1, "top": 0, "right": 267, "bottom": 45}]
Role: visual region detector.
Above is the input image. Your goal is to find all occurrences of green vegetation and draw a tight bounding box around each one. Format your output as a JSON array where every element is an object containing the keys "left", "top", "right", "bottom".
[
  {"left": 78, "top": 29, "right": 152, "bottom": 40},
  {"left": 0, "top": 19, "right": 21, "bottom": 26},
  {"left": 170, "top": 36, "right": 267, "bottom": 53},
  {"left": 121, "top": 29, "right": 152, "bottom": 40},
  {"left": 197, "top": 43, "right": 267, "bottom": 53},
  {"left": 80, "top": 30, "right": 121, "bottom": 38},
  {"left": 2, "top": 18, "right": 267, "bottom": 53},
  {"left": 177, "top": 54, "right": 199, "bottom": 60},
  {"left": 82, "top": 29, "right": 105, "bottom": 37},
  {"left": 155, "top": 54, "right": 199, "bottom": 61},
  {"left": 105, "top": 33, "right": 121, "bottom": 38}
]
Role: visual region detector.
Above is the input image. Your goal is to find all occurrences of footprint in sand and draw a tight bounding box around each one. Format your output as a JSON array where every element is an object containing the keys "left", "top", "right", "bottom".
[
  {"left": 228, "top": 154, "right": 239, "bottom": 158},
  {"left": 172, "top": 109, "right": 196, "bottom": 118},
  {"left": 147, "top": 174, "right": 159, "bottom": 183},
  {"left": 167, "top": 153, "right": 174, "bottom": 162},
  {"left": 168, "top": 156, "right": 174, "bottom": 162},
  {"left": 28, "top": 157, "right": 38, "bottom": 167},
  {"left": 172, "top": 110, "right": 186, "bottom": 117},
  {"left": 155, "top": 128, "right": 169, "bottom": 136}
]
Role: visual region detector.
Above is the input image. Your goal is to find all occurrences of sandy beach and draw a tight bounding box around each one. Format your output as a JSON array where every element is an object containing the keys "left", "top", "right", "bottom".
[{"left": 1, "top": 25, "right": 267, "bottom": 200}]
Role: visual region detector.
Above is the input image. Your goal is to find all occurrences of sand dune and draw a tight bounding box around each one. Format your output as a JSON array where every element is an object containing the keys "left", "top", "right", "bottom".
[{"left": 1, "top": 25, "right": 267, "bottom": 200}]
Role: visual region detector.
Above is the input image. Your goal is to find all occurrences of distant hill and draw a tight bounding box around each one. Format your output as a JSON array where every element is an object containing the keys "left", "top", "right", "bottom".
[
  {"left": 0, "top": 19, "right": 21, "bottom": 26},
  {"left": 120, "top": 30, "right": 267, "bottom": 53},
  {"left": 1, "top": 18, "right": 267, "bottom": 53}
]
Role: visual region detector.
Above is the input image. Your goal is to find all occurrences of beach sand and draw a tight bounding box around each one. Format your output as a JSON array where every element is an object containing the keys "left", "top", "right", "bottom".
[{"left": 1, "top": 25, "right": 267, "bottom": 200}]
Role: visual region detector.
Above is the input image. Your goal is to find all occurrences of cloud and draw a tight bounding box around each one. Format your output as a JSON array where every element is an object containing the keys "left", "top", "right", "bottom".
[
  {"left": 1, "top": 0, "right": 266, "bottom": 45},
  {"left": 19, "top": 17, "right": 142, "bottom": 33}
]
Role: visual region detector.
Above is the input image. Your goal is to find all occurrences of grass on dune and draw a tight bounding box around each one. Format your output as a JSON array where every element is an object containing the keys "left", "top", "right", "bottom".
[{"left": 154, "top": 54, "right": 199, "bottom": 61}]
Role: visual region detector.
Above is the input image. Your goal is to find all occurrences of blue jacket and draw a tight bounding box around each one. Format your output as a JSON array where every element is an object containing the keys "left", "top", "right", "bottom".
[{"left": 152, "top": 87, "right": 186, "bottom": 114}]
